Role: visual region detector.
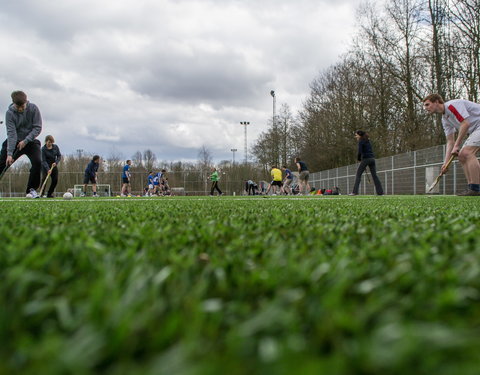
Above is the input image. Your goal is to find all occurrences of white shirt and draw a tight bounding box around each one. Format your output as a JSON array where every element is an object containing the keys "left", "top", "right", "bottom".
[{"left": 442, "top": 99, "right": 480, "bottom": 136}]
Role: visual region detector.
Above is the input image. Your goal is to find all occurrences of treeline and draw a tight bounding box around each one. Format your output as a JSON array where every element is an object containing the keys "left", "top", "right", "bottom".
[{"left": 253, "top": 0, "right": 480, "bottom": 171}]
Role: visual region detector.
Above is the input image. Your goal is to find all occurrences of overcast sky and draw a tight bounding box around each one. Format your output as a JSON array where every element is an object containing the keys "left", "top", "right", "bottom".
[{"left": 0, "top": 0, "right": 359, "bottom": 163}]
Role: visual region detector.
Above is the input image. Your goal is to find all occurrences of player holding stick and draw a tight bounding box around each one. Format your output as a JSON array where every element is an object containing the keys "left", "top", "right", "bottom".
[
  {"left": 423, "top": 94, "right": 480, "bottom": 196},
  {"left": 40, "top": 135, "right": 62, "bottom": 198},
  {"left": 0, "top": 91, "right": 42, "bottom": 196}
]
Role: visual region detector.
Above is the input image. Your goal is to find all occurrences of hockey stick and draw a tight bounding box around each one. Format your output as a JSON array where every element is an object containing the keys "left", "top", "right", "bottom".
[
  {"left": 427, "top": 154, "right": 456, "bottom": 193},
  {"left": 39, "top": 164, "right": 55, "bottom": 196}
]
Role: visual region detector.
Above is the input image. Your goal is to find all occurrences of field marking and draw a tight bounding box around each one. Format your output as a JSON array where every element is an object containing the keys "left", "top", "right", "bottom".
[{"left": 0, "top": 195, "right": 460, "bottom": 203}]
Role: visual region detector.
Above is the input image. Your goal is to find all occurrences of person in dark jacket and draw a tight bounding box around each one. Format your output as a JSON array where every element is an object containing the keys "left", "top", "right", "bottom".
[
  {"left": 349, "top": 130, "right": 384, "bottom": 196},
  {"left": 41, "top": 135, "right": 61, "bottom": 197},
  {"left": 82, "top": 155, "right": 100, "bottom": 197},
  {"left": 0, "top": 91, "right": 42, "bottom": 196},
  {"left": 295, "top": 157, "right": 310, "bottom": 195}
]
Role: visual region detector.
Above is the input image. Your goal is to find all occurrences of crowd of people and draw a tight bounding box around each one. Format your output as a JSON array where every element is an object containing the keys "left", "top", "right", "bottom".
[{"left": 2, "top": 90, "right": 480, "bottom": 197}]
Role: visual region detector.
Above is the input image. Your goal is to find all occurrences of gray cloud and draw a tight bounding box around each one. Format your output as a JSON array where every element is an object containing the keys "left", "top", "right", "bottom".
[{"left": 0, "top": 0, "right": 359, "bottom": 163}]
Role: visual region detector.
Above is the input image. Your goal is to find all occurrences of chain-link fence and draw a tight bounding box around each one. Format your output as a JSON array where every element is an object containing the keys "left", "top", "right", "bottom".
[
  {"left": 0, "top": 144, "right": 471, "bottom": 197},
  {"left": 309, "top": 144, "right": 467, "bottom": 195},
  {"left": 0, "top": 169, "right": 250, "bottom": 197}
]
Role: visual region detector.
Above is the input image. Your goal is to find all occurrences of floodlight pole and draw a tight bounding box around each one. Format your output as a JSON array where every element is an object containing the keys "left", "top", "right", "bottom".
[
  {"left": 230, "top": 148, "right": 237, "bottom": 165},
  {"left": 239, "top": 122, "right": 250, "bottom": 164},
  {"left": 270, "top": 90, "right": 276, "bottom": 130},
  {"left": 270, "top": 90, "right": 278, "bottom": 165}
]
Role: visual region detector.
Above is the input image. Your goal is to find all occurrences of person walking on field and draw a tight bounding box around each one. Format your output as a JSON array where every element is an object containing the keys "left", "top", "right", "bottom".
[
  {"left": 209, "top": 167, "right": 223, "bottom": 196},
  {"left": 121, "top": 160, "right": 132, "bottom": 197},
  {"left": 295, "top": 157, "right": 310, "bottom": 195},
  {"left": 423, "top": 94, "right": 480, "bottom": 196},
  {"left": 41, "top": 135, "right": 61, "bottom": 198},
  {"left": 0, "top": 91, "right": 42, "bottom": 196},
  {"left": 349, "top": 130, "right": 384, "bottom": 196},
  {"left": 82, "top": 155, "right": 100, "bottom": 197}
]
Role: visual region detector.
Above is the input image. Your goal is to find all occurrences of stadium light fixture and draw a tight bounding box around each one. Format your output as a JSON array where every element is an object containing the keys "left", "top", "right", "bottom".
[{"left": 239, "top": 122, "right": 250, "bottom": 164}]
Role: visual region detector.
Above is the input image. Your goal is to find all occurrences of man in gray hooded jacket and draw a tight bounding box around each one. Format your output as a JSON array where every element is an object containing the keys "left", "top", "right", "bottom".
[{"left": 0, "top": 91, "right": 42, "bottom": 195}]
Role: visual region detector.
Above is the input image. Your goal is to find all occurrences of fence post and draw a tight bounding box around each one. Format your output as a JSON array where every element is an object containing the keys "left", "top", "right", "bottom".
[
  {"left": 385, "top": 170, "right": 388, "bottom": 195},
  {"left": 413, "top": 151, "right": 417, "bottom": 195},
  {"left": 391, "top": 156, "right": 394, "bottom": 195}
]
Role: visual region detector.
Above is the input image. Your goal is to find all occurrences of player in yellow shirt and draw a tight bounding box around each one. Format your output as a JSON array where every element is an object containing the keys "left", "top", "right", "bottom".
[{"left": 266, "top": 165, "right": 282, "bottom": 195}]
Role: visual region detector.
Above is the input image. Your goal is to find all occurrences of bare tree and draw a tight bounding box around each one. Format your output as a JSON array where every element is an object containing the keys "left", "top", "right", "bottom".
[
  {"left": 143, "top": 149, "right": 157, "bottom": 171},
  {"left": 132, "top": 151, "right": 143, "bottom": 168}
]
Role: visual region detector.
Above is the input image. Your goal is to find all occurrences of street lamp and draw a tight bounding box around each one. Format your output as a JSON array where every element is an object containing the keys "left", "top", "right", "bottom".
[
  {"left": 270, "top": 90, "right": 278, "bottom": 165},
  {"left": 239, "top": 122, "right": 250, "bottom": 164},
  {"left": 230, "top": 148, "right": 237, "bottom": 165}
]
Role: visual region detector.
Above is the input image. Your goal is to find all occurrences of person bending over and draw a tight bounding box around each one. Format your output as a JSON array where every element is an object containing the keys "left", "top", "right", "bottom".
[
  {"left": 423, "top": 94, "right": 480, "bottom": 196},
  {"left": 0, "top": 91, "right": 42, "bottom": 196},
  {"left": 82, "top": 155, "right": 100, "bottom": 197}
]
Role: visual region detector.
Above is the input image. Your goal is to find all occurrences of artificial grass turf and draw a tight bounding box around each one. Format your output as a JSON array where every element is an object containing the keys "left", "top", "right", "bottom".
[{"left": 1, "top": 196, "right": 480, "bottom": 374}]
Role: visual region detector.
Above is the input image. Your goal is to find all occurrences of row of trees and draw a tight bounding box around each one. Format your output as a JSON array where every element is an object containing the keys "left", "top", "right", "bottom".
[{"left": 252, "top": 0, "right": 480, "bottom": 172}]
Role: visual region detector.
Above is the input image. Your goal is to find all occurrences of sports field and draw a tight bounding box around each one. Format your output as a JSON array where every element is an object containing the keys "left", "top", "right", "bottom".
[{"left": 1, "top": 195, "right": 480, "bottom": 375}]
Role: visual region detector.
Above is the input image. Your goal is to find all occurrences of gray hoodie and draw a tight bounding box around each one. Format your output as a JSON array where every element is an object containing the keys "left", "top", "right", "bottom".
[{"left": 5, "top": 101, "right": 42, "bottom": 156}]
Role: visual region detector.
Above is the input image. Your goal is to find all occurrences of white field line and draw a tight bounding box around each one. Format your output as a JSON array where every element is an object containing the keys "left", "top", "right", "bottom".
[{"left": 0, "top": 195, "right": 459, "bottom": 203}]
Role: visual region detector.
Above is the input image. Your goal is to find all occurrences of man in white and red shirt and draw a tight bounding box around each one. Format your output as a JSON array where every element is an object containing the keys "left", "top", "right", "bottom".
[{"left": 423, "top": 94, "right": 480, "bottom": 196}]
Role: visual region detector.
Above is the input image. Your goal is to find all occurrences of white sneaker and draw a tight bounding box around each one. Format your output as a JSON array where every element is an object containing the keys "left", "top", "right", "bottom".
[
  {"left": 80, "top": 192, "right": 86, "bottom": 197},
  {"left": 29, "top": 189, "right": 40, "bottom": 198}
]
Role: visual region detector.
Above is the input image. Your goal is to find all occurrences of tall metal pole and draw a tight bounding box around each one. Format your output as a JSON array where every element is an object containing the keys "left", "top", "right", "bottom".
[
  {"left": 270, "top": 91, "right": 278, "bottom": 165},
  {"left": 239, "top": 122, "right": 250, "bottom": 164},
  {"left": 230, "top": 148, "right": 237, "bottom": 165},
  {"left": 270, "top": 90, "right": 276, "bottom": 130}
]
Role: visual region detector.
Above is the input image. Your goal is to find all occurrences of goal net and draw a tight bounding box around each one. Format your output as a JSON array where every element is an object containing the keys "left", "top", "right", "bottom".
[{"left": 73, "top": 184, "right": 111, "bottom": 197}]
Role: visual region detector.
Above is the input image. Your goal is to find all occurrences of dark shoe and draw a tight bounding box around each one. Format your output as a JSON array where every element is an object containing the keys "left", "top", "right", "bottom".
[
  {"left": 47, "top": 195, "right": 54, "bottom": 198},
  {"left": 457, "top": 189, "right": 480, "bottom": 196}
]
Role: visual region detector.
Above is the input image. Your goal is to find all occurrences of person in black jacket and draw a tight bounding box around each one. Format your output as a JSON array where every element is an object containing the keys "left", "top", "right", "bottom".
[
  {"left": 82, "top": 155, "right": 100, "bottom": 197},
  {"left": 349, "top": 130, "right": 384, "bottom": 196},
  {"left": 41, "top": 135, "right": 61, "bottom": 197}
]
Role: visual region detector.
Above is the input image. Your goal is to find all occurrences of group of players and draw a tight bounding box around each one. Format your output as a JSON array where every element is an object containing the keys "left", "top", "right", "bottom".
[
  {"left": 82, "top": 158, "right": 172, "bottom": 197},
  {"left": 2, "top": 90, "right": 480, "bottom": 197}
]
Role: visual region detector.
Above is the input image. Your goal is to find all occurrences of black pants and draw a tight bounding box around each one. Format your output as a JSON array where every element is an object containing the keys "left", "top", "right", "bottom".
[
  {"left": 41, "top": 166, "right": 58, "bottom": 197},
  {"left": 1, "top": 139, "right": 42, "bottom": 194},
  {"left": 352, "top": 158, "right": 384, "bottom": 195},
  {"left": 210, "top": 181, "right": 222, "bottom": 195}
]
